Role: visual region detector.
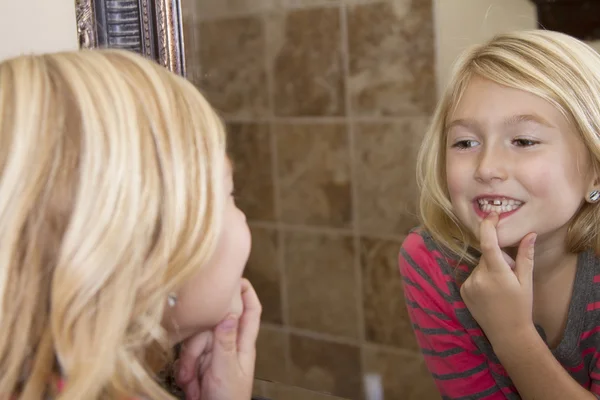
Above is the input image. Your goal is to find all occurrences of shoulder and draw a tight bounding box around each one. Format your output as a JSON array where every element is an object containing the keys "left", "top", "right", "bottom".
[
  {"left": 399, "top": 229, "right": 464, "bottom": 310},
  {"left": 399, "top": 227, "right": 452, "bottom": 278},
  {"left": 400, "top": 227, "right": 431, "bottom": 252},
  {"left": 400, "top": 228, "right": 443, "bottom": 266}
]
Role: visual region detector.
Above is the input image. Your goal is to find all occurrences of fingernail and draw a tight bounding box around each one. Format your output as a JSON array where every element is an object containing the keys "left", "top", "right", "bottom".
[{"left": 219, "top": 315, "right": 238, "bottom": 331}]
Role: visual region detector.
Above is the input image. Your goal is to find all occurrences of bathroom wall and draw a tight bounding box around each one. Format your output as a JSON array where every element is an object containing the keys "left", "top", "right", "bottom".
[
  {"left": 434, "top": 0, "right": 536, "bottom": 96},
  {"left": 185, "top": 0, "right": 437, "bottom": 398},
  {"left": 0, "top": 0, "right": 77, "bottom": 61}
]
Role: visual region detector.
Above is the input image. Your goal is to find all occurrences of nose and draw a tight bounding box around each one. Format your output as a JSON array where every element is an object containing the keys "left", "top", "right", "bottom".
[{"left": 474, "top": 145, "right": 508, "bottom": 183}]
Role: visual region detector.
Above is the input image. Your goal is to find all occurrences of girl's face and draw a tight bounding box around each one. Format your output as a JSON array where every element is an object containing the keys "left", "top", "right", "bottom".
[
  {"left": 166, "top": 157, "right": 252, "bottom": 341},
  {"left": 445, "top": 76, "right": 595, "bottom": 251}
]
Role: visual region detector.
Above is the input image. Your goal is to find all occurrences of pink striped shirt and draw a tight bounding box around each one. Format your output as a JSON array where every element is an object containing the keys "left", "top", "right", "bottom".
[{"left": 399, "top": 229, "right": 600, "bottom": 399}]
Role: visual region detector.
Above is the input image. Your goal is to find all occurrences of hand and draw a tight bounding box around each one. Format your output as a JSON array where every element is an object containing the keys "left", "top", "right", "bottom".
[
  {"left": 460, "top": 213, "right": 537, "bottom": 345},
  {"left": 175, "top": 279, "right": 262, "bottom": 400}
]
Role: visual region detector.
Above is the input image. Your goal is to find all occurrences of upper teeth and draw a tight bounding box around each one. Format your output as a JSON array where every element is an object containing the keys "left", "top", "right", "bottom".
[
  {"left": 477, "top": 198, "right": 522, "bottom": 206},
  {"left": 477, "top": 198, "right": 523, "bottom": 213}
]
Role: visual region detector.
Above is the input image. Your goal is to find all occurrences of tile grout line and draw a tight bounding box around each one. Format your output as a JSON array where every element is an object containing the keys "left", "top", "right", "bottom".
[
  {"left": 260, "top": 322, "right": 421, "bottom": 358},
  {"left": 190, "top": 2, "right": 201, "bottom": 84},
  {"left": 340, "top": 0, "right": 363, "bottom": 344},
  {"left": 224, "top": 115, "right": 432, "bottom": 124},
  {"left": 339, "top": 3, "right": 368, "bottom": 393},
  {"left": 262, "top": 7, "right": 294, "bottom": 385}
]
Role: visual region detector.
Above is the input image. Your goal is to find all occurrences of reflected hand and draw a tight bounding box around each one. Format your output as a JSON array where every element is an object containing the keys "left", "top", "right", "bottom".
[{"left": 175, "top": 279, "right": 262, "bottom": 400}]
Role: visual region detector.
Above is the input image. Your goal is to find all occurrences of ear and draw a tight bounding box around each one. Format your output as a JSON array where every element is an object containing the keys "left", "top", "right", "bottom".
[{"left": 585, "top": 174, "right": 600, "bottom": 204}]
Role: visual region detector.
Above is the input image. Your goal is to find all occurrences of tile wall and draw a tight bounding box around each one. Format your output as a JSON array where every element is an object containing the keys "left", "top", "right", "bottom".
[{"left": 183, "top": 1, "right": 439, "bottom": 398}]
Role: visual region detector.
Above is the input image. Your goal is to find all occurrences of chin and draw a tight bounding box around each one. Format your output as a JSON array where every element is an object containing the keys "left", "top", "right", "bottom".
[
  {"left": 496, "top": 230, "right": 527, "bottom": 249},
  {"left": 228, "top": 290, "right": 243, "bottom": 316}
]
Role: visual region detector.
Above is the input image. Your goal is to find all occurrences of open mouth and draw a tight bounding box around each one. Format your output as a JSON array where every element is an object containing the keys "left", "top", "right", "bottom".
[{"left": 476, "top": 198, "right": 523, "bottom": 214}]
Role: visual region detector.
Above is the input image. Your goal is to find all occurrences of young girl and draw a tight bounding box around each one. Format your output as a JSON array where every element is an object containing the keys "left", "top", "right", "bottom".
[
  {"left": 400, "top": 30, "right": 600, "bottom": 400},
  {"left": 0, "top": 49, "right": 261, "bottom": 399}
]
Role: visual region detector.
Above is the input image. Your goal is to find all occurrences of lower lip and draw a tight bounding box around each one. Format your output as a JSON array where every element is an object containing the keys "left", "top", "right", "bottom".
[{"left": 473, "top": 202, "right": 523, "bottom": 220}]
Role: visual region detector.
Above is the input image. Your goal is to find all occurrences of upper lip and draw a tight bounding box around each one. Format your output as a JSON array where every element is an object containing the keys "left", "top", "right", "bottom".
[{"left": 473, "top": 194, "right": 524, "bottom": 203}]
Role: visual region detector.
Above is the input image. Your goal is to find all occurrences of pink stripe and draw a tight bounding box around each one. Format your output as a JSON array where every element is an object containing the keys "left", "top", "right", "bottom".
[
  {"left": 587, "top": 302, "right": 600, "bottom": 311},
  {"left": 590, "top": 371, "right": 600, "bottom": 380},
  {"left": 466, "top": 328, "right": 485, "bottom": 337},
  {"left": 565, "top": 360, "right": 587, "bottom": 373},
  {"left": 502, "top": 386, "right": 517, "bottom": 394},
  {"left": 582, "top": 326, "right": 600, "bottom": 340},
  {"left": 594, "top": 274, "right": 600, "bottom": 283}
]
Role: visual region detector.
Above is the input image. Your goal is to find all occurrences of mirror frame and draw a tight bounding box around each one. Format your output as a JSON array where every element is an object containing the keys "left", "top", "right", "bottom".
[{"left": 74, "top": 0, "right": 186, "bottom": 77}]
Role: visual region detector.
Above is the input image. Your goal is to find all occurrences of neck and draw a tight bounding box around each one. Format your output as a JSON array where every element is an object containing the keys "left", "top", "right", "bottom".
[{"left": 504, "top": 227, "right": 577, "bottom": 284}]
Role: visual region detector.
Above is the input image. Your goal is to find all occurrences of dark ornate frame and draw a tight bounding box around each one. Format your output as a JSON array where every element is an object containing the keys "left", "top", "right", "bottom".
[
  {"left": 530, "top": 0, "right": 600, "bottom": 41},
  {"left": 75, "top": 0, "right": 186, "bottom": 77}
]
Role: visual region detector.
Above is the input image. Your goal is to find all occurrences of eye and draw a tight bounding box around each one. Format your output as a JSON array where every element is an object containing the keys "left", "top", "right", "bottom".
[
  {"left": 512, "top": 138, "right": 539, "bottom": 147},
  {"left": 451, "top": 139, "right": 479, "bottom": 149}
]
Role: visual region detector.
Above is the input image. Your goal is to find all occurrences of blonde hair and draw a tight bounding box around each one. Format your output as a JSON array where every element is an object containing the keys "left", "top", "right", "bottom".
[
  {"left": 418, "top": 30, "right": 600, "bottom": 266},
  {"left": 0, "top": 49, "right": 227, "bottom": 399}
]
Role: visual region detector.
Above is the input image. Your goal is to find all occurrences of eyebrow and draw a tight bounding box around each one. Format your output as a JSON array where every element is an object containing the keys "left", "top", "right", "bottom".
[{"left": 445, "top": 114, "right": 555, "bottom": 132}]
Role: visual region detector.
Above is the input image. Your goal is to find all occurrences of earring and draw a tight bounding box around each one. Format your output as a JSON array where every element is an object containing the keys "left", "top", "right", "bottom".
[
  {"left": 590, "top": 190, "right": 600, "bottom": 203},
  {"left": 167, "top": 293, "right": 177, "bottom": 307}
]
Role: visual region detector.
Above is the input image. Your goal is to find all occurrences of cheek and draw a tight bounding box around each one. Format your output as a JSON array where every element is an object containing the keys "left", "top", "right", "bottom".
[
  {"left": 234, "top": 211, "right": 252, "bottom": 268},
  {"left": 524, "top": 163, "right": 581, "bottom": 201},
  {"left": 445, "top": 158, "right": 467, "bottom": 201}
]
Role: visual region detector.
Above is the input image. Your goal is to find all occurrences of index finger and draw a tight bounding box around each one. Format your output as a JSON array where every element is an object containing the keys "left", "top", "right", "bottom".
[
  {"left": 479, "top": 212, "right": 506, "bottom": 269},
  {"left": 237, "top": 278, "right": 262, "bottom": 355}
]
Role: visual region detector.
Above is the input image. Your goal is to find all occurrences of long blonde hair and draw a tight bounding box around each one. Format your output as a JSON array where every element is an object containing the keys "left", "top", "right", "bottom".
[
  {"left": 0, "top": 49, "right": 227, "bottom": 399},
  {"left": 418, "top": 30, "right": 600, "bottom": 266}
]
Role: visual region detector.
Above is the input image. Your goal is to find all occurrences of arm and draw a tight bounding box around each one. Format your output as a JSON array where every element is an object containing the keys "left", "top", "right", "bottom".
[
  {"left": 399, "top": 233, "right": 509, "bottom": 399},
  {"left": 491, "top": 328, "right": 597, "bottom": 400}
]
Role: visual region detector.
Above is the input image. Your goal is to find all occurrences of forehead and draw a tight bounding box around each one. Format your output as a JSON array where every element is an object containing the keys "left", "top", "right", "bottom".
[{"left": 450, "top": 76, "right": 564, "bottom": 124}]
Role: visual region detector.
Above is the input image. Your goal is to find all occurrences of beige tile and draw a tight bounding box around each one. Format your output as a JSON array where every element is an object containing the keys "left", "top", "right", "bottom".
[
  {"left": 354, "top": 119, "right": 428, "bottom": 237},
  {"left": 228, "top": 123, "right": 275, "bottom": 221},
  {"left": 245, "top": 226, "right": 282, "bottom": 324},
  {"left": 268, "top": 8, "right": 345, "bottom": 116},
  {"left": 197, "top": 0, "right": 280, "bottom": 19},
  {"left": 199, "top": 16, "right": 269, "bottom": 118},
  {"left": 276, "top": 123, "right": 352, "bottom": 227},
  {"left": 360, "top": 236, "right": 418, "bottom": 350},
  {"left": 363, "top": 347, "right": 440, "bottom": 400},
  {"left": 255, "top": 327, "right": 289, "bottom": 383},
  {"left": 347, "top": 0, "right": 435, "bottom": 116},
  {"left": 284, "top": 231, "right": 359, "bottom": 338},
  {"left": 289, "top": 334, "right": 362, "bottom": 399}
]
